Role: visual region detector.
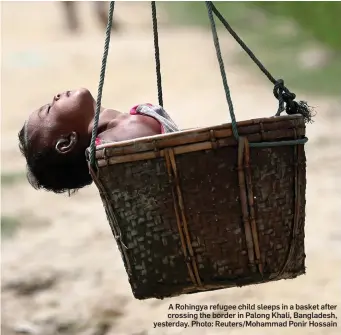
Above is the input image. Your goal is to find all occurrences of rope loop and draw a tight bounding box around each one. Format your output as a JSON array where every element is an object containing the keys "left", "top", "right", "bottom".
[
  {"left": 273, "top": 79, "right": 315, "bottom": 123},
  {"left": 273, "top": 80, "right": 296, "bottom": 102},
  {"left": 274, "top": 79, "right": 295, "bottom": 115},
  {"left": 207, "top": 1, "right": 315, "bottom": 126},
  {"left": 88, "top": 0, "right": 313, "bottom": 171}
]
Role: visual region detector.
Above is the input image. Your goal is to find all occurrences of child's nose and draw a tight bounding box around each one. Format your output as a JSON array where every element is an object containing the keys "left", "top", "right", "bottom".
[{"left": 54, "top": 93, "right": 61, "bottom": 102}]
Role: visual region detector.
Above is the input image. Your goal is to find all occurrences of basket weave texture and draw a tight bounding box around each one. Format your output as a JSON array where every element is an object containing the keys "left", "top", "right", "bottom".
[{"left": 89, "top": 115, "right": 307, "bottom": 300}]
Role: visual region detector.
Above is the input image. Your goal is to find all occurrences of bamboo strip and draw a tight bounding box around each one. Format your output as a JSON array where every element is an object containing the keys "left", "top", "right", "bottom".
[
  {"left": 276, "top": 144, "right": 304, "bottom": 278},
  {"left": 237, "top": 137, "right": 256, "bottom": 272},
  {"left": 243, "top": 138, "right": 263, "bottom": 275},
  {"left": 97, "top": 128, "right": 306, "bottom": 167},
  {"left": 164, "top": 151, "right": 197, "bottom": 286},
  {"left": 94, "top": 116, "right": 305, "bottom": 158},
  {"left": 168, "top": 148, "right": 203, "bottom": 287}
]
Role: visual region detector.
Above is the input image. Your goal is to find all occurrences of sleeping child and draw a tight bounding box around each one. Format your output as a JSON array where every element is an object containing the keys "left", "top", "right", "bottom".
[{"left": 18, "top": 88, "right": 178, "bottom": 194}]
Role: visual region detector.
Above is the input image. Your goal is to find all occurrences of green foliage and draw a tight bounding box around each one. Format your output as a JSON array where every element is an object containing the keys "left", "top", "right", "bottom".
[
  {"left": 165, "top": 1, "right": 253, "bottom": 27},
  {"left": 1, "top": 216, "right": 21, "bottom": 239},
  {"left": 1, "top": 171, "right": 26, "bottom": 186},
  {"left": 166, "top": 1, "right": 341, "bottom": 50},
  {"left": 163, "top": 1, "right": 341, "bottom": 96},
  {"left": 253, "top": 1, "right": 341, "bottom": 50}
]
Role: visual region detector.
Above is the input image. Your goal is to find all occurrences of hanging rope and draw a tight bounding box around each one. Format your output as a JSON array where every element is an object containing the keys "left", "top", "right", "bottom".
[
  {"left": 205, "top": 1, "right": 239, "bottom": 140},
  {"left": 89, "top": 1, "right": 310, "bottom": 167},
  {"left": 151, "top": 1, "right": 164, "bottom": 107},
  {"left": 89, "top": 1, "right": 115, "bottom": 166},
  {"left": 206, "top": 1, "right": 314, "bottom": 124}
]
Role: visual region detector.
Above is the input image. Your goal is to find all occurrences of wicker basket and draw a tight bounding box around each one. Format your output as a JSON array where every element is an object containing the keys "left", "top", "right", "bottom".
[{"left": 88, "top": 114, "right": 307, "bottom": 300}]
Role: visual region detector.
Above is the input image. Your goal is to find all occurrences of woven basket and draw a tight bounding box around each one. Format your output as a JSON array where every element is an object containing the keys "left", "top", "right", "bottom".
[{"left": 88, "top": 114, "right": 307, "bottom": 300}]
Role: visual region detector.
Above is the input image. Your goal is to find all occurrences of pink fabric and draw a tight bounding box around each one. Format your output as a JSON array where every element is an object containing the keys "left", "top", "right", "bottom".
[
  {"left": 130, "top": 103, "right": 164, "bottom": 133},
  {"left": 95, "top": 137, "right": 102, "bottom": 146},
  {"left": 129, "top": 103, "right": 153, "bottom": 115}
]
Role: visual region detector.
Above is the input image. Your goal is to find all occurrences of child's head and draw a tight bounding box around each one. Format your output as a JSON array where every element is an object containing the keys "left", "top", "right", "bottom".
[{"left": 18, "top": 88, "right": 96, "bottom": 194}]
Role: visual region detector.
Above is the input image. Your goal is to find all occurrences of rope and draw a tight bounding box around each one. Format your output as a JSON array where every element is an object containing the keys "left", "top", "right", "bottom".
[
  {"left": 206, "top": 2, "right": 307, "bottom": 146},
  {"left": 89, "top": 1, "right": 115, "bottom": 166},
  {"left": 89, "top": 1, "right": 310, "bottom": 168},
  {"left": 210, "top": 2, "right": 277, "bottom": 85},
  {"left": 206, "top": 1, "right": 314, "bottom": 125},
  {"left": 205, "top": 1, "right": 239, "bottom": 140},
  {"left": 151, "top": 1, "right": 164, "bottom": 107}
]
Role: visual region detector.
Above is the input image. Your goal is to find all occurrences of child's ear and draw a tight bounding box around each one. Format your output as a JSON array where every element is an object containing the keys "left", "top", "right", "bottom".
[{"left": 55, "top": 132, "right": 78, "bottom": 154}]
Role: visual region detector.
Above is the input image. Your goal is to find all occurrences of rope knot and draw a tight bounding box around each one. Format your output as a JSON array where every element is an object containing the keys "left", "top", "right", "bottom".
[{"left": 273, "top": 79, "right": 315, "bottom": 124}]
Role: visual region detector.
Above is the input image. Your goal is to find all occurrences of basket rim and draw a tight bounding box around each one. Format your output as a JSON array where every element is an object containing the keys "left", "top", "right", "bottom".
[{"left": 89, "top": 114, "right": 304, "bottom": 152}]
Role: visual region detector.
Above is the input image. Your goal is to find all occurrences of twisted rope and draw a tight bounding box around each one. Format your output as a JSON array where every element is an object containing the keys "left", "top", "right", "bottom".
[
  {"left": 205, "top": 1, "right": 239, "bottom": 140},
  {"left": 210, "top": 2, "right": 276, "bottom": 85},
  {"left": 207, "top": 1, "right": 314, "bottom": 124},
  {"left": 151, "top": 1, "right": 164, "bottom": 107},
  {"left": 206, "top": 1, "right": 311, "bottom": 147},
  {"left": 89, "top": 1, "right": 310, "bottom": 168},
  {"left": 89, "top": 1, "right": 115, "bottom": 166}
]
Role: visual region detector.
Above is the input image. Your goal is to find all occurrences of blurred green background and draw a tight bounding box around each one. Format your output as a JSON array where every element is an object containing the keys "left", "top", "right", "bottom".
[
  {"left": 163, "top": 1, "right": 341, "bottom": 96},
  {"left": 255, "top": 1, "right": 341, "bottom": 51}
]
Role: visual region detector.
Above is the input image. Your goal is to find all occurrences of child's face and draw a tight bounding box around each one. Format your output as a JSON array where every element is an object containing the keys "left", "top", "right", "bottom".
[{"left": 26, "top": 88, "right": 95, "bottom": 149}]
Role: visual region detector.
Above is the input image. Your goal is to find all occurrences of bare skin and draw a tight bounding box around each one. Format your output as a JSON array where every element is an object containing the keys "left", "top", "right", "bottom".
[{"left": 26, "top": 88, "right": 161, "bottom": 155}]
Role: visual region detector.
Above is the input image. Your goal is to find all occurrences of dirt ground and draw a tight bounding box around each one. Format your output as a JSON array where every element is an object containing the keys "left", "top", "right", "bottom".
[{"left": 1, "top": 2, "right": 341, "bottom": 335}]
